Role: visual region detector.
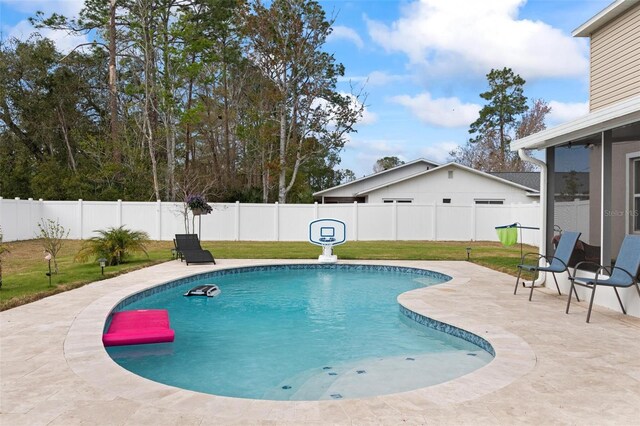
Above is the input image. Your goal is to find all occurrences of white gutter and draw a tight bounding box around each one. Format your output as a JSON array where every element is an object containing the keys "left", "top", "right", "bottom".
[{"left": 518, "top": 149, "right": 547, "bottom": 286}]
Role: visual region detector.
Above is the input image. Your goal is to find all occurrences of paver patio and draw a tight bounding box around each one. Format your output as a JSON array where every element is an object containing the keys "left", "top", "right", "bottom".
[{"left": 1, "top": 259, "right": 639, "bottom": 425}]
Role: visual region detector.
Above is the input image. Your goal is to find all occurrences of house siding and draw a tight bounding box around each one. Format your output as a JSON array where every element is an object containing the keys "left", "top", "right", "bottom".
[
  {"left": 365, "top": 165, "right": 534, "bottom": 205},
  {"left": 318, "top": 161, "right": 435, "bottom": 199},
  {"left": 590, "top": 2, "right": 640, "bottom": 111}
]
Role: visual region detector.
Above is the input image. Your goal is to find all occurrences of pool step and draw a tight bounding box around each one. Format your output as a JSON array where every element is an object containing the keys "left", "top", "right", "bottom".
[{"left": 266, "top": 350, "right": 490, "bottom": 401}]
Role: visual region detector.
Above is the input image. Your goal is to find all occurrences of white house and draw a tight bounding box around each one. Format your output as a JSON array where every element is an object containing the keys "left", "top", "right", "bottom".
[
  {"left": 314, "top": 161, "right": 538, "bottom": 205},
  {"left": 314, "top": 158, "right": 439, "bottom": 203},
  {"left": 512, "top": 0, "right": 640, "bottom": 318}
]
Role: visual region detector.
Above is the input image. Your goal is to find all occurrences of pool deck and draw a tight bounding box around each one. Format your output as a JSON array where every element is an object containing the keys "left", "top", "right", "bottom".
[{"left": 2, "top": 259, "right": 640, "bottom": 425}]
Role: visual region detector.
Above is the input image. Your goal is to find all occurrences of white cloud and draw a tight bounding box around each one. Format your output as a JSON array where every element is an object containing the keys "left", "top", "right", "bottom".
[
  {"left": 360, "top": 108, "right": 378, "bottom": 125},
  {"left": 345, "top": 138, "right": 407, "bottom": 174},
  {"left": 391, "top": 92, "right": 480, "bottom": 128},
  {"left": 343, "top": 93, "right": 378, "bottom": 125},
  {"left": 8, "top": 19, "right": 90, "bottom": 53},
  {"left": 419, "top": 141, "right": 461, "bottom": 163},
  {"left": 340, "top": 71, "right": 408, "bottom": 87},
  {"left": 348, "top": 137, "right": 404, "bottom": 153},
  {"left": 311, "top": 93, "right": 378, "bottom": 128},
  {"left": 328, "top": 25, "right": 364, "bottom": 49},
  {"left": 547, "top": 100, "right": 589, "bottom": 125},
  {"left": 366, "top": 0, "right": 588, "bottom": 80}
]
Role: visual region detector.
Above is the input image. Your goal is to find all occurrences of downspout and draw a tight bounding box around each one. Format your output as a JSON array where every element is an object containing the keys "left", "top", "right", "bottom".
[{"left": 518, "top": 149, "right": 547, "bottom": 286}]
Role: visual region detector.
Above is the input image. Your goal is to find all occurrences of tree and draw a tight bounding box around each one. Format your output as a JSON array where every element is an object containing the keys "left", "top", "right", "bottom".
[
  {"left": 452, "top": 76, "right": 549, "bottom": 172},
  {"left": 31, "top": 0, "right": 122, "bottom": 160},
  {"left": 562, "top": 170, "right": 583, "bottom": 200},
  {"left": 516, "top": 99, "right": 551, "bottom": 139},
  {"left": 289, "top": 150, "right": 352, "bottom": 202},
  {"left": 37, "top": 219, "right": 70, "bottom": 274},
  {"left": 339, "top": 169, "right": 356, "bottom": 183},
  {"left": 2, "top": 1, "right": 363, "bottom": 204},
  {"left": 373, "top": 156, "right": 404, "bottom": 173},
  {"left": 469, "top": 67, "right": 528, "bottom": 164},
  {"left": 246, "top": 0, "right": 363, "bottom": 203},
  {"left": 0, "top": 37, "right": 110, "bottom": 197}
]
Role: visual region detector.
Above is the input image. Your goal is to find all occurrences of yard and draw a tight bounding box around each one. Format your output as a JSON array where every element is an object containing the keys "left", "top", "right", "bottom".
[{"left": 0, "top": 239, "right": 535, "bottom": 311}]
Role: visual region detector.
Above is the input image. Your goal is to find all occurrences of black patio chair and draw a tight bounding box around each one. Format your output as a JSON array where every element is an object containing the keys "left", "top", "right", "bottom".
[{"left": 174, "top": 234, "right": 216, "bottom": 265}]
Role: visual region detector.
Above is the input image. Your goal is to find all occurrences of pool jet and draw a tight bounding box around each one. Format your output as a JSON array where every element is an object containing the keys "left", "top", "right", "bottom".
[{"left": 308, "top": 219, "right": 346, "bottom": 264}]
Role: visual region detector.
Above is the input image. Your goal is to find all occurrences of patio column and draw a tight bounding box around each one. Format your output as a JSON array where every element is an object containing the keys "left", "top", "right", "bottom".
[
  {"left": 545, "top": 147, "right": 555, "bottom": 257},
  {"left": 601, "top": 130, "right": 612, "bottom": 267}
]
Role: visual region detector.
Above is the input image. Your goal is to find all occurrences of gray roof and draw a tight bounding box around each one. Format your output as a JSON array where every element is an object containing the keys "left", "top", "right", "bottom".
[
  {"left": 490, "top": 172, "right": 540, "bottom": 191},
  {"left": 490, "top": 172, "right": 590, "bottom": 195}
]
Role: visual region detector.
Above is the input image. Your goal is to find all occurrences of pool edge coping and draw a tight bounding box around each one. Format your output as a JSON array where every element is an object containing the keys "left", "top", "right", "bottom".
[{"left": 63, "top": 260, "right": 536, "bottom": 419}]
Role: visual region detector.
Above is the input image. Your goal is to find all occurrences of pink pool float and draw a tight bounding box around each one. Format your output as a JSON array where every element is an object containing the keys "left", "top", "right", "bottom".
[{"left": 102, "top": 309, "right": 175, "bottom": 346}]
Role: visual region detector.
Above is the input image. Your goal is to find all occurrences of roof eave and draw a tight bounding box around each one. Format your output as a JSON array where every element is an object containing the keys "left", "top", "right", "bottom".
[
  {"left": 355, "top": 162, "right": 537, "bottom": 195},
  {"left": 572, "top": 0, "right": 635, "bottom": 37},
  {"left": 312, "top": 158, "right": 440, "bottom": 196},
  {"left": 511, "top": 95, "right": 640, "bottom": 151}
]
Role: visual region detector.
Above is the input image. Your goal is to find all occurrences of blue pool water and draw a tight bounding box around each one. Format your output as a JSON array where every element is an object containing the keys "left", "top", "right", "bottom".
[{"left": 106, "top": 265, "right": 493, "bottom": 400}]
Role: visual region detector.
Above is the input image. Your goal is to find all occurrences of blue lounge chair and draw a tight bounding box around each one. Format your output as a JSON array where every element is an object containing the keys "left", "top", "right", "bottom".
[
  {"left": 566, "top": 234, "right": 640, "bottom": 323},
  {"left": 515, "top": 231, "right": 581, "bottom": 301}
]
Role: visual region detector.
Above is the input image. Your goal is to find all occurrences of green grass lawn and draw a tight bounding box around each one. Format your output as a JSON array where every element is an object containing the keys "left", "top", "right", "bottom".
[{"left": 0, "top": 239, "right": 536, "bottom": 311}]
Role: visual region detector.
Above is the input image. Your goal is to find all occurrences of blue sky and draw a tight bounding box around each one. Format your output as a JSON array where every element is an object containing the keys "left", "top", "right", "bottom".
[{"left": 0, "top": 0, "right": 613, "bottom": 177}]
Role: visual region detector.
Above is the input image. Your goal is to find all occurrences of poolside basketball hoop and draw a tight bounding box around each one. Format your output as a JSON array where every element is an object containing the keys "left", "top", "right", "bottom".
[{"left": 308, "top": 219, "right": 346, "bottom": 263}]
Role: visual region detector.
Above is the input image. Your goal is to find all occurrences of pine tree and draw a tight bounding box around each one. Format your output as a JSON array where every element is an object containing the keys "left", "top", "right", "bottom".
[{"left": 469, "top": 67, "right": 528, "bottom": 164}]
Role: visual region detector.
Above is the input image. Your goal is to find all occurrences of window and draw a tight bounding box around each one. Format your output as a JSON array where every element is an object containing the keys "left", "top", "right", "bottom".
[
  {"left": 442, "top": 198, "right": 451, "bottom": 204},
  {"left": 448, "top": 170, "right": 454, "bottom": 179},
  {"left": 382, "top": 199, "right": 412, "bottom": 203},
  {"left": 475, "top": 200, "right": 504, "bottom": 205},
  {"left": 552, "top": 142, "right": 595, "bottom": 252}
]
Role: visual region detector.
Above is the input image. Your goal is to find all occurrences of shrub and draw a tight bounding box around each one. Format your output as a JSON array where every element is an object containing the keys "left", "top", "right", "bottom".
[
  {"left": 37, "top": 219, "right": 69, "bottom": 274},
  {"left": 75, "top": 226, "right": 150, "bottom": 266}
]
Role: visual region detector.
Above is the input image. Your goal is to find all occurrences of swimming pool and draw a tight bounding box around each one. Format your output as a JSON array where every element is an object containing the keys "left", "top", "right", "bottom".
[{"left": 105, "top": 264, "right": 493, "bottom": 400}]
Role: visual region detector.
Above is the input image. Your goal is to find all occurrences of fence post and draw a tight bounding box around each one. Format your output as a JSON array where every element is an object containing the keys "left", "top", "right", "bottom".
[
  {"left": 314, "top": 201, "right": 318, "bottom": 219},
  {"left": 39, "top": 199, "right": 44, "bottom": 239},
  {"left": 432, "top": 202, "right": 438, "bottom": 241},
  {"left": 27, "top": 198, "right": 33, "bottom": 239},
  {"left": 234, "top": 201, "right": 240, "bottom": 241},
  {"left": 353, "top": 201, "right": 358, "bottom": 241},
  {"left": 274, "top": 202, "right": 280, "bottom": 241},
  {"left": 156, "top": 200, "right": 162, "bottom": 240},
  {"left": 14, "top": 198, "right": 20, "bottom": 241},
  {"left": 117, "top": 199, "right": 123, "bottom": 227},
  {"left": 78, "top": 199, "right": 83, "bottom": 239}
]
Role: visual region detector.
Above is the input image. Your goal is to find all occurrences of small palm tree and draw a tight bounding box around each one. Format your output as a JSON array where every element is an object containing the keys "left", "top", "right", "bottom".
[{"left": 76, "top": 226, "right": 150, "bottom": 266}]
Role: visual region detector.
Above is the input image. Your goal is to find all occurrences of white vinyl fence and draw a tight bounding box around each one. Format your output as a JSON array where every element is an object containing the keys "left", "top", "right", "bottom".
[
  {"left": 555, "top": 200, "right": 590, "bottom": 243},
  {"left": 1, "top": 197, "right": 545, "bottom": 245}
]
